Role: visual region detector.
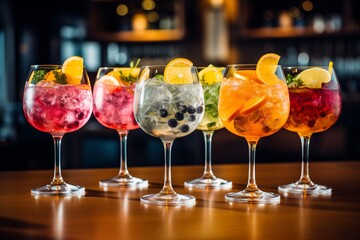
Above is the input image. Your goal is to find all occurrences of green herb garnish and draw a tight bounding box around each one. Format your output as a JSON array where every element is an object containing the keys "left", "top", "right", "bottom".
[
  {"left": 119, "top": 58, "right": 141, "bottom": 85},
  {"left": 286, "top": 73, "right": 304, "bottom": 88},
  {"left": 30, "top": 70, "right": 46, "bottom": 84},
  {"left": 53, "top": 70, "right": 67, "bottom": 84},
  {"left": 154, "top": 74, "right": 164, "bottom": 81}
]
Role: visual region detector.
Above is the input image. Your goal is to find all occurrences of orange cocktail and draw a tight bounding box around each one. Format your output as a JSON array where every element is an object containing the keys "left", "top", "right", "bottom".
[
  {"left": 219, "top": 66, "right": 289, "bottom": 142},
  {"left": 218, "top": 53, "right": 290, "bottom": 204}
]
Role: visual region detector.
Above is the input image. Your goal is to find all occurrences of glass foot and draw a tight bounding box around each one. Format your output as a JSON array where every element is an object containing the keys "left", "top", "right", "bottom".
[
  {"left": 278, "top": 183, "right": 332, "bottom": 196},
  {"left": 31, "top": 183, "right": 85, "bottom": 196},
  {"left": 99, "top": 176, "right": 148, "bottom": 188},
  {"left": 225, "top": 189, "right": 280, "bottom": 204},
  {"left": 141, "top": 193, "right": 196, "bottom": 206},
  {"left": 184, "top": 177, "right": 232, "bottom": 189}
]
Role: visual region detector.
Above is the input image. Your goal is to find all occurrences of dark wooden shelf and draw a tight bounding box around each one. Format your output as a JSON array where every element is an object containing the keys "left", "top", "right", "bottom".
[
  {"left": 236, "top": 26, "right": 360, "bottom": 40},
  {"left": 87, "top": 29, "right": 185, "bottom": 42}
]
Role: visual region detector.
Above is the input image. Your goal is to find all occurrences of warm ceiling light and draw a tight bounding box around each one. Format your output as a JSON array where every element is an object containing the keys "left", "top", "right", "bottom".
[
  {"left": 142, "top": 0, "right": 155, "bottom": 11},
  {"left": 210, "top": 0, "right": 224, "bottom": 7},
  {"left": 116, "top": 4, "right": 128, "bottom": 16},
  {"left": 147, "top": 11, "right": 159, "bottom": 23},
  {"left": 132, "top": 13, "right": 148, "bottom": 31},
  {"left": 288, "top": 7, "right": 300, "bottom": 18},
  {"left": 302, "top": 0, "right": 313, "bottom": 12}
]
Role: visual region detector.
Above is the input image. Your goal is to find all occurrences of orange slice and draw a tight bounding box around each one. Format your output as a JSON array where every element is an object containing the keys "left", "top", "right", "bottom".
[
  {"left": 220, "top": 106, "right": 242, "bottom": 122},
  {"left": 95, "top": 75, "right": 120, "bottom": 86},
  {"left": 256, "top": 53, "right": 280, "bottom": 85},
  {"left": 164, "top": 58, "right": 193, "bottom": 84},
  {"left": 44, "top": 69, "right": 62, "bottom": 82},
  {"left": 62, "top": 56, "right": 84, "bottom": 85},
  {"left": 107, "top": 68, "right": 140, "bottom": 85},
  {"left": 233, "top": 70, "right": 257, "bottom": 81},
  {"left": 240, "top": 96, "right": 268, "bottom": 115}
]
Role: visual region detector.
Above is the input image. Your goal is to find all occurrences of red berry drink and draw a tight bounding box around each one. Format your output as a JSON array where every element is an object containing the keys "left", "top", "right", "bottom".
[
  {"left": 23, "top": 82, "right": 93, "bottom": 134},
  {"left": 284, "top": 88, "right": 342, "bottom": 135},
  {"left": 93, "top": 84, "right": 139, "bottom": 131}
]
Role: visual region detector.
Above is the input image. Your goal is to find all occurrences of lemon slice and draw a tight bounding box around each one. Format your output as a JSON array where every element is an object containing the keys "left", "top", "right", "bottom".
[
  {"left": 256, "top": 53, "right": 281, "bottom": 85},
  {"left": 198, "top": 65, "right": 224, "bottom": 84},
  {"left": 297, "top": 67, "right": 331, "bottom": 88},
  {"left": 240, "top": 96, "right": 268, "bottom": 115},
  {"left": 62, "top": 56, "right": 84, "bottom": 85},
  {"left": 95, "top": 75, "right": 120, "bottom": 86},
  {"left": 164, "top": 58, "right": 193, "bottom": 84}
]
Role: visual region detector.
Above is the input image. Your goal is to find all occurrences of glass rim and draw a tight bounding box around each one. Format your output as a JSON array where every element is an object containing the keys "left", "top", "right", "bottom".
[
  {"left": 97, "top": 66, "right": 140, "bottom": 70},
  {"left": 226, "top": 64, "right": 282, "bottom": 67},
  {"left": 282, "top": 66, "right": 331, "bottom": 69},
  {"left": 140, "top": 65, "right": 198, "bottom": 68},
  {"left": 31, "top": 64, "right": 87, "bottom": 69}
]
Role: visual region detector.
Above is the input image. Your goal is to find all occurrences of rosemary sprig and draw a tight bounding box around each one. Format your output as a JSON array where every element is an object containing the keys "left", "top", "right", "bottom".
[
  {"left": 53, "top": 70, "right": 67, "bottom": 84},
  {"left": 119, "top": 58, "right": 141, "bottom": 85},
  {"left": 30, "top": 70, "right": 46, "bottom": 84}
]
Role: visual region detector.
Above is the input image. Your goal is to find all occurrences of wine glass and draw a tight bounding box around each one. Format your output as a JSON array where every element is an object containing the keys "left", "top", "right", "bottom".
[
  {"left": 22, "top": 59, "right": 93, "bottom": 196},
  {"left": 278, "top": 65, "right": 342, "bottom": 196},
  {"left": 218, "top": 63, "right": 290, "bottom": 204},
  {"left": 133, "top": 64, "right": 204, "bottom": 206},
  {"left": 93, "top": 67, "right": 148, "bottom": 188},
  {"left": 184, "top": 66, "right": 232, "bottom": 189}
]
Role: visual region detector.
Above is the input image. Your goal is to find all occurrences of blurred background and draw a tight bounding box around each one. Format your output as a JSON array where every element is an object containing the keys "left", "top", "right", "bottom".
[{"left": 0, "top": 0, "right": 359, "bottom": 171}]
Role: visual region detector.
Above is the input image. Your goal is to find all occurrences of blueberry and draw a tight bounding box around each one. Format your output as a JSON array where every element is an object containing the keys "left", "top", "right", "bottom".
[
  {"left": 178, "top": 105, "right": 187, "bottom": 113},
  {"left": 187, "top": 105, "right": 195, "bottom": 114},
  {"left": 196, "top": 106, "right": 203, "bottom": 114},
  {"left": 175, "top": 112, "right": 184, "bottom": 121},
  {"left": 188, "top": 114, "right": 196, "bottom": 122},
  {"left": 168, "top": 119, "right": 178, "bottom": 128},
  {"left": 180, "top": 124, "right": 190, "bottom": 133},
  {"left": 159, "top": 109, "right": 168, "bottom": 118}
]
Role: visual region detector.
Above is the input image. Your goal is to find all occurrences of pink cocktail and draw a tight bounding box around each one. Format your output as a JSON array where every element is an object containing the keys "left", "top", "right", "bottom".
[
  {"left": 93, "top": 84, "right": 138, "bottom": 131},
  {"left": 22, "top": 60, "right": 93, "bottom": 196},
  {"left": 93, "top": 66, "right": 148, "bottom": 188},
  {"left": 23, "top": 82, "right": 92, "bottom": 133}
]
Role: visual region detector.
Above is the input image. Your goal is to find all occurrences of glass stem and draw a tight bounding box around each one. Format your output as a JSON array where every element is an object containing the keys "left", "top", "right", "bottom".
[
  {"left": 117, "top": 130, "right": 131, "bottom": 178},
  {"left": 298, "top": 134, "right": 313, "bottom": 185},
  {"left": 160, "top": 140, "right": 176, "bottom": 196},
  {"left": 51, "top": 134, "right": 65, "bottom": 185},
  {"left": 202, "top": 130, "right": 215, "bottom": 178},
  {"left": 245, "top": 139, "right": 259, "bottom": 192}
]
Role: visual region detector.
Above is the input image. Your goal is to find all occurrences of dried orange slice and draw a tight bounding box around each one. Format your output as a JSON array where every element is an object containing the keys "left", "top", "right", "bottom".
[
  {"left": 62, "top": 56, "right": 84, "bottom": 85},
  {"left": 256, "top": 53, "right": 280, "bottom": 85},
  {"left": 240, "top": 96, "right": 268, "bottom": 115},
  {"left": 164, "top": 58, "right": 193, "bottom": 84}
]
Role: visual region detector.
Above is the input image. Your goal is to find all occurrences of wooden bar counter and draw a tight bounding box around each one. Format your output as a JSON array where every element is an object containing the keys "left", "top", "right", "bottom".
[{"left": 1, "top": 161, "right": 359, "bottom": 239}]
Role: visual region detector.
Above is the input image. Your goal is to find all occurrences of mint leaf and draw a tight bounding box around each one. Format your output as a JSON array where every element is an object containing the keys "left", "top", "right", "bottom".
[{"left": 286, "top": 73, "right": 304, "bottom": 88}]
